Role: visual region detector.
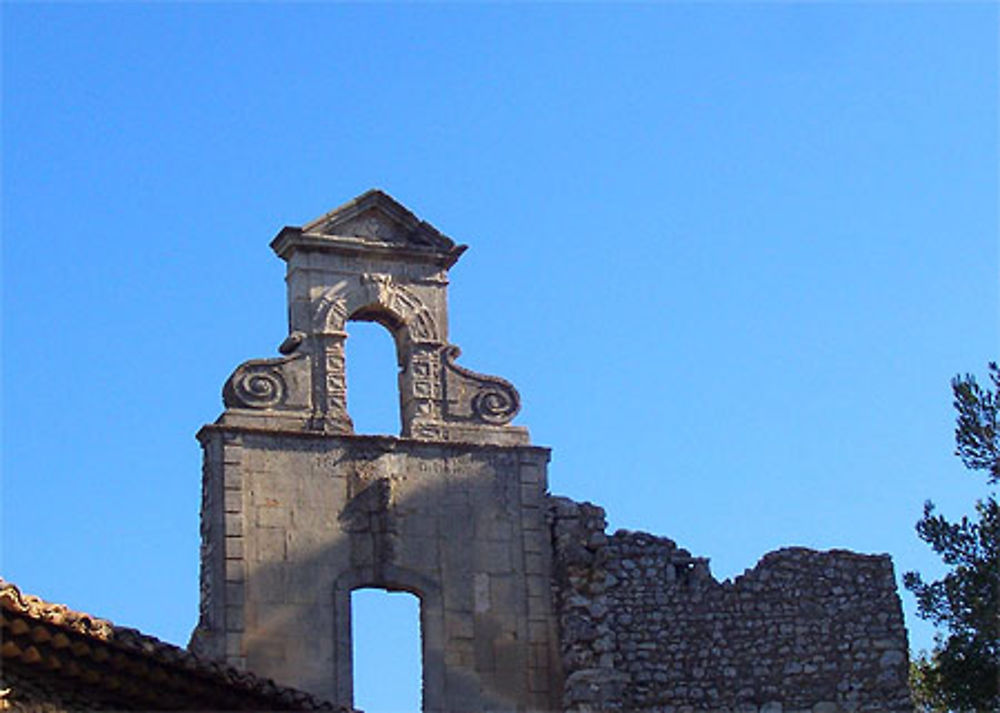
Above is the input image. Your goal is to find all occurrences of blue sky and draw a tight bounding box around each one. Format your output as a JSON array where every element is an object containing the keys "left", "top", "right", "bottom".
[{"left": 3, "top": 3, "right": 997, "bottom": 711}]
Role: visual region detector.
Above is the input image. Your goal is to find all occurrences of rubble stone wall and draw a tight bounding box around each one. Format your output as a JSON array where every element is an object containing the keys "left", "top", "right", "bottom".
[{"left": 549, "top": 497, "right": 914, "bottom": 713}]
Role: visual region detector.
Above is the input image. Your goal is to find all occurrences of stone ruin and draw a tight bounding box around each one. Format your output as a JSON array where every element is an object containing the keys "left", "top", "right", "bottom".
[{"left": 189, "top": 190, "right": 913, "bottom": 712}]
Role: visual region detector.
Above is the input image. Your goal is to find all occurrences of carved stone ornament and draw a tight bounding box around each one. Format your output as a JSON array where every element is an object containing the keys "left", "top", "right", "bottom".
[
  {"left": 222, "top": 353, "right": 311, "bottom": 412},
  {"left": 441, "top": 345, "right": 521, "bottom": 425},
  {"left": 219, "top": 190, "right": 528, "bottom": 444},
  {"left": 299, "top": 189, "right": 463, "bottom": 255},
  {"left": 312, "top": 274, "right": 440, "bottom": 342}
]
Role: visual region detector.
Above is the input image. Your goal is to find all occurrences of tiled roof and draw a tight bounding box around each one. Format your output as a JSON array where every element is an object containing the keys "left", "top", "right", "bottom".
[{"left": 0, "top": 580, "right": 348, "bottom": 711}]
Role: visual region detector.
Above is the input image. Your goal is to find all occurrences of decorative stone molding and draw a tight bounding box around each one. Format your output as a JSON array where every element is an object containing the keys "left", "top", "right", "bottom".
[
  {"left": 297, "top": 189, "right": 461, "bottom": 256},
  {"left": 441, "top": 346, "right": 520, "bottom": 425},
  {"left": 225, "top": 358, "right": 291, "bottom": 410},
  {"left": 220, "top": 352, "right": 313, "bottom": 428},
  {"left": 312, "top": 274, "right": 440, "bottom": 343},
  {"left": 216, "top": 190, "right": 527, "bottom": 445}
]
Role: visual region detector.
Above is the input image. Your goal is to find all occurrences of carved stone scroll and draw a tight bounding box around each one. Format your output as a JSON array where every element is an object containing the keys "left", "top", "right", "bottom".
[
  {"left": 440, "top": 345, "right": 521, "bottom": 425},
  {"left": 222, "top": 353, "right": 311, "bottom": 413}
]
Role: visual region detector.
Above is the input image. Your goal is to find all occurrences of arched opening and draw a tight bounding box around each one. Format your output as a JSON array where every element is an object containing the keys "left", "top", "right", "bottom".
[
  {"left": 345, "top": 320, "right": 402, "bottom": 435},
  {"left": 351, "top": 588, "right": 422, "bottom": 712}
]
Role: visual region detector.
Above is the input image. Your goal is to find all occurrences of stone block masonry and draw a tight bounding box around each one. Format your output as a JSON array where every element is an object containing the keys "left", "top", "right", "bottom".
[
  {"left": 550, "top": 497, "right": 914, "bottom": 713},
  {"left": 194, "top": 427, "right": 562, "bottom": 713}
]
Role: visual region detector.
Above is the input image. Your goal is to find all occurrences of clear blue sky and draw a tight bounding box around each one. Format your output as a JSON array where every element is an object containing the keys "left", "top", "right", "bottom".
[{"left": 3, "top": 3, "right": 997, "bottom": 712}]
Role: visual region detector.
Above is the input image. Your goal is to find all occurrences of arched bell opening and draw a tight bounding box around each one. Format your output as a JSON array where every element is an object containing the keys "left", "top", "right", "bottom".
[
  {"left": 342, "top": 295, "right": 442, "bottom": 438},
  {"left": 348, "top": 303, "right": 415, "bottom": 372},
  {"left": 343, "top": 319, "right": 404, "bottom": 436},
  {"left": 343, "top": 301, "right": 415, "bottom": 437}
]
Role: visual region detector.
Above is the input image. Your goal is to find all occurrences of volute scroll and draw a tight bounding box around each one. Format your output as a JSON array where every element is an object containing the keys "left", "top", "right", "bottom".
[
  {"left": 441, "top": 345, "right": 521, "bottom": 425},
  {"left": 222, "top": 353, "right": 311, "bottom": 413}
]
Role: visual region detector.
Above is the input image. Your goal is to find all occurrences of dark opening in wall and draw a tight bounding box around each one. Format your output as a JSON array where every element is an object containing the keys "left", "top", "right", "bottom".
[
  {"left": 345, "top": 321, "right": 401, "bottom": 435},
  {"left": 351, "top": 588, "right": 422, "bottom": 712}
]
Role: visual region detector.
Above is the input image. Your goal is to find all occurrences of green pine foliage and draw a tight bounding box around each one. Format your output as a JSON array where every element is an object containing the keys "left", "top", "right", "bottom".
[{"left": 903, "top": 363, "right": 999, "bottom": 712}]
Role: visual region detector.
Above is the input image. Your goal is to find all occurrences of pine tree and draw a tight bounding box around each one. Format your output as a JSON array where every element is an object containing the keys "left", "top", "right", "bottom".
[{"left": 903, "top": 363, "right": 999, "bottom": 712}]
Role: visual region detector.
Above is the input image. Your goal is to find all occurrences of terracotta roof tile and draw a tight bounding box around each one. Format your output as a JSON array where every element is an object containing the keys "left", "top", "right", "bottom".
[{"left": 1, "top": 580, "right": 350, "bottom": 711}]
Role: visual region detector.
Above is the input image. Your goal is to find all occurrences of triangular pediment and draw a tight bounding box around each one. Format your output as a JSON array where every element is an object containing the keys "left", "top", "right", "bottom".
[{"left": 301, "top": 189, "right": 457, "bottom": 252}]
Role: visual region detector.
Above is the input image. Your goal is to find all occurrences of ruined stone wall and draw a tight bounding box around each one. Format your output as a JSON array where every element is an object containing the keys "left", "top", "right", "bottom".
[
  {"left": 549, "top": 498, "right": 626, "bottom": 711},
  {"left": 194, "top": 193, "right": 916, "bottom": 713},
  {"left": 550, "top": 497, "right": 914, "bottom": 713}
]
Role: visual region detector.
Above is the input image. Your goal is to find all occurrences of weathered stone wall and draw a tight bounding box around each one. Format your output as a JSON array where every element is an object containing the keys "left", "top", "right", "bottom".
[
  {"left": 194, "top": 426, "right": 561, "bottom": 713},
  {"left": 550, "top": 497, "right": 913, "bottom": 713},
  {"left": 549, "top": 497, "right": 625, "bottom": 712}
]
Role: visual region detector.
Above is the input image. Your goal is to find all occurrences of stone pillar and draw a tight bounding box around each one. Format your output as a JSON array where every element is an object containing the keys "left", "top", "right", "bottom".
[{"left": 308, "top": 332, "right": 353, "bottom": 433}]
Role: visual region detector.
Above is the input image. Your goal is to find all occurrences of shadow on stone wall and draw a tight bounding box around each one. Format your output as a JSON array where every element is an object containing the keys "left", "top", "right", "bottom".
[{"left": 190, "top": 430, "right": 560, "bottom": 713}]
